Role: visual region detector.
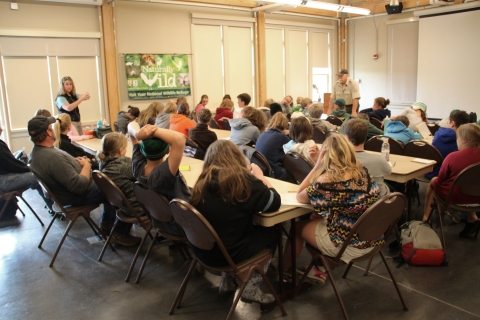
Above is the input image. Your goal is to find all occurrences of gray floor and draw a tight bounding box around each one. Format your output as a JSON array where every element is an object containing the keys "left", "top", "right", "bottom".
[{"left": 1, "top": 184, "right": 479, "bottom": 320}]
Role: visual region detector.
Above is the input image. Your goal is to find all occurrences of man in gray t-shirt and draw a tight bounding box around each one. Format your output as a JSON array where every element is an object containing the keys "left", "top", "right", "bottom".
[
  {"left": 344, "top": 118, "right": 392, "bottom": 197},
  {"left": 28, "top": 115, "right": 138, "bottom": 246}
]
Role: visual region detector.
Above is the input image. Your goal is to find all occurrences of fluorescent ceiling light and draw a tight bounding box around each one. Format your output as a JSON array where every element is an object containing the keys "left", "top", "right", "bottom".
[{"left": 259, "top": 0, "right": 371, "bottom": 15}]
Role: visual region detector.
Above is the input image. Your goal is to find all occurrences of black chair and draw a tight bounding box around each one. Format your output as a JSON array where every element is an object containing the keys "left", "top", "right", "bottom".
[
  {"left": 365, "top": 135, "right": 404, "bottom": 155},
  {"left": 311, "top": 127, "right": 326, "bottom": 144},
  {"left": 426, "top": 163, "right": 480, "bottom": 254},
  {"left": 369, "top": 117, "right": 383, "bottom": 130},
  {"left": 133, "top": 183, "right": 191, "bottom": 283},
  {"left": 427, "top": 122, "right": 440, "bottom": 136},
  {"left": 294, "top": 193, "right": 408, "bottom": 320},
  {"left": 0, "top": 188, "right": 43, "bottom": 226},
  {"left": 169, "top": 199, "right": 287, "bottom": 319},
  {"left": 92, "top": 171, "right": 152, "bottom": 282},
  {"left": 30, "top": 167, "right": 105, "bottom": 267},
  {"left": 222, "top": 119, "right": 231, "bottom": 131},
  {"left": 326, "top": 115, "right": 343, "bottom": 126},
  {"left": 403, "top": 140, "right": 443, "bottom": 205},
  {"left": 403, "top": 140, "right": 442, "bottom": 182},
  {"left": 283, "top": 152, "right": 313, "bottom": 184},
  {"left": 209, "top": 118, "right": 219, "bottom": 129},
  {"left": 239, "top": 145, "right": 273, "bottom": 177}
]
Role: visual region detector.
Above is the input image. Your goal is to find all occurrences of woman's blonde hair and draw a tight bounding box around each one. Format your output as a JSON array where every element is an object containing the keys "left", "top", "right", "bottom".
[
  {"left": 267, "top": 112, "right": 288, "bottom": 131},
  {"left": 54, "top": 113, "right": 72, "bottom": 148},
  {"left": 191, "top": 140, "right": 251, "bottom": 206},
  {"left": 98, "top": 132, "right": 128, "bottom": 163},
  {"left": 263, "top": 98, "right": 274, "bottom": 109},
  {"left": 35, "top": 109, "right": 52, "bottom": 117},
  {"left": 242, "top": 106, "right": 267, "bottom": 132},
  {"left": 310, "top": 134, "right": 364, "bottom": 183},
  {"left": 219, "top": 98, "right": 234, "bottom": 110},
  {"left": 457, "top": 123, "right": 480, "bottom": 149},
  {"left": 57, "top": 76, "right": 76, "bottom": 96},
  {"left": 163, "top": 101, "right": 177, "bottom": 114},
  {"left": 138, "top": 102, "right": 164, "bottom": 127}
]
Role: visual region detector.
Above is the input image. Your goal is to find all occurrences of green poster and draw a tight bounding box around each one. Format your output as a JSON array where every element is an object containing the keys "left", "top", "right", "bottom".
[{"left": 124, "top": 54, "right": 191, "bottom": 100}]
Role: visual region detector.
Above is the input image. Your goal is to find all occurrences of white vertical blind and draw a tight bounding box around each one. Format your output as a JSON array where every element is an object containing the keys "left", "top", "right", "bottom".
[
  {"left": 224, "top": 26, "right": 254, "bottom": 106},
  {"left": 285, "top": 30, "right": 308, "bottom": 99},
  {"left": 310, "top": 32, "right": 329, "bottom": 68},
  {"left": 3, "top": 57, "right": 51, "bottom": 130},
  {"left": 265, "top": 28, "right": 285, "bottom": 102},
  {"left": 192, "top": 24, "right": 224, "bottom": 110},
  {"left": 387, "top": 21, "right": 418, "bottom": 105}
]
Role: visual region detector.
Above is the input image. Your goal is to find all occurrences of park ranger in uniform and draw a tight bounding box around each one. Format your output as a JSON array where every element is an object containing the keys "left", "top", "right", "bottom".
[{"left": 328, "top": 69, "right": 360, "bottom": 116}]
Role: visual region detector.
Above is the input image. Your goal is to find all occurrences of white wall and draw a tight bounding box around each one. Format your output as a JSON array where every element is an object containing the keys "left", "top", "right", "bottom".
[{"left": 348, "top": 12, "right": 417, "bottom": 116}]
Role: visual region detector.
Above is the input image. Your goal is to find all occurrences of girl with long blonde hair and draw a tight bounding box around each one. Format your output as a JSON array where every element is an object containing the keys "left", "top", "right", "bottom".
[
  {"left": 255, "top": 112, "right": 290, "bottom": 180},
  {"left": 137, "top": 102, "right": 164, "bottom": 127},
  {"left": 282, "top": 134, "right": 380, "bottom": 284},
  {"left": 155, "top": 101, "right": 177, "bottom": 129},
  {"left": 190, "top": 139, "right": 281, "bottom": 304}
]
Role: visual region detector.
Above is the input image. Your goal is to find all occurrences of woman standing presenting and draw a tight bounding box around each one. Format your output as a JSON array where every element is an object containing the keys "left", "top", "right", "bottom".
[{"left": 56, "top": 76, "right": 90, "bottom": 135}]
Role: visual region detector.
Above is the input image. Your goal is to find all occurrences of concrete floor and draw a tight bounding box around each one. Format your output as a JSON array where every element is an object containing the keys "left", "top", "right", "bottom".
[{"left": 1, "top": 184, "right": 479, "bottom": 320}]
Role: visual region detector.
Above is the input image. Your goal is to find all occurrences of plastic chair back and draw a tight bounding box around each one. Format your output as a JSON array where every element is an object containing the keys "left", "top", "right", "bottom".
[
  {"left": 326, "top": 116, "right": 343, "bottom": 126},
  {"left": 283, "top": 152, "right": 313, "bottom": 183},
  {"left": 365, "top": 135, "right": 404, "bottom": 155},
  {"left": 369, "top": 118, "right": 383, "bottom": 130},
  {"left": 404, "top": 140, "right": 443, "bottom": 165},
  {"left": 209, "top": 118, "right": 219, "bottom": 129},
  {"left": 134, "top": 183, "right": 172, "bottom": 223},
  {"left": 312, "top": 127, "right": 326, "bottom": 144},
  {"left": 222, "top": 119, "right": 231, "bottom": 131}
]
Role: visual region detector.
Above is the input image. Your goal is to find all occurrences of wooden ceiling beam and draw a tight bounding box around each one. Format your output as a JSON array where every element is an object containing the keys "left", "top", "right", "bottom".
[{"left": 175, "top": 0, "right": 257, "bottom": 8}]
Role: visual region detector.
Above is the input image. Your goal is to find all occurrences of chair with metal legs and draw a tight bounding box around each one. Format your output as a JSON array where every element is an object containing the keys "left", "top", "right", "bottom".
[
  {"left": 0, "top": 188, "right": 44, "bottom": 226},
  {"left": 169, "top": 198, "right": 287, "bottom": 320},
  {"left": 133, "top": 183, "right": 191, "bottom": 284},
  {"left": 30, "top": 167, "right": 108, "bottom": 267},
  {"left": 293, "top": 193, "right": 408, "bottom": 320},
  {"left": 92, "top": 170, "right": 152, "bottom": 282}
]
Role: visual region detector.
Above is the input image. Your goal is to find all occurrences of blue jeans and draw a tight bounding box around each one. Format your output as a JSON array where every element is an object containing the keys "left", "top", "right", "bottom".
[
  {"left": 68, "top": 184, "right": 131, "bottom": 236},
  {"left": 0, "top": 172, "right": 54, "bottom": 210}
]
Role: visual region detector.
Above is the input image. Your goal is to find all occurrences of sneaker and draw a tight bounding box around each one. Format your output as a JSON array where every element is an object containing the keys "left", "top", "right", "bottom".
[
  {"left": 100, "top": 222, "right": 113, "bottom": 238},
  {"left": 296, "top": 265, "right": 327, "bottom": 285},
  {"left": 445, "top": 210, "right": 462, "bottom": 224},
  {"left": 219, "top": 273, "right": 236, "bottom": 295},
  {"left": 459, "top": 220, "right": 480, "bottom": 238},
  {"left": 112, "top": 233, "right": 142, "bottom": 247},
  {"left": 241, "top": 288, "right": 275, "bottom": 304}
]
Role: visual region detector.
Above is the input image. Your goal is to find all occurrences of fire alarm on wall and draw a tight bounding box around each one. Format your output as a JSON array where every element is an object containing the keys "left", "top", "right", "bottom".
[{"left": 373, "top": 54, "right": 379, "bottom": 60}]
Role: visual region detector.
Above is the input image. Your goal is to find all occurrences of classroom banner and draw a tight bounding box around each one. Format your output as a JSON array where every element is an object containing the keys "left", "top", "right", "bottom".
[{"left": 124, "top": 54, "right": 191, "bottom": 100}]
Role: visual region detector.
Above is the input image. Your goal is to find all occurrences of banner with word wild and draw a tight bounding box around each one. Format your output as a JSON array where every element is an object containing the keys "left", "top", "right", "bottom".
[{"left": 124, "top": 54, "right": 190, "bottom": 99}]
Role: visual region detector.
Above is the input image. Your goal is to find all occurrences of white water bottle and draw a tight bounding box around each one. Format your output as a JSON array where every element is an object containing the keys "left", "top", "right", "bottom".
[{"left": 381, "top": 139, "right": 390, "bottom": 161}]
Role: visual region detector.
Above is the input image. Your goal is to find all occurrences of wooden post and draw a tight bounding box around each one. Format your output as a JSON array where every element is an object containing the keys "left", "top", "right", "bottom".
[
  {"left": 256, "top": 11, "right": 267, "bottom": 107},
  {"left": 340, "top": 17, "right": 346, "bottom": 69},
  {"left": 101, "top": 1, "right": 120, "bottom": 129}
]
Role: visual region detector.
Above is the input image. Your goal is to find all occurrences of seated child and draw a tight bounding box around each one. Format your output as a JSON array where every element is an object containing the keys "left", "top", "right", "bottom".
[
  {"left": 116, "top": 105, "right": 140, "bottom": 134},
  {"left": 283, "top": 117, "right": 317, "bottom": 165},
  {"left": 385, "top": 115, "right": 422, "bottom": 144}
]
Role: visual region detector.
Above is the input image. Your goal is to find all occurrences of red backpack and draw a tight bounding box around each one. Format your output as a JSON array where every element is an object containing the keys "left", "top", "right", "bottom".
[{"left": 400, "top": 221, "right": 446, "bottom": 266}]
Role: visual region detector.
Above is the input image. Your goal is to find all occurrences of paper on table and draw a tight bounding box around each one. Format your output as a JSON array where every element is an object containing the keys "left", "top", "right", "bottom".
[
  {"left": 412, "top": 158, "right": 436, "bottom": 164},
  {"left": 280, "top": 193, "right": 314, "bottom": 209}
]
